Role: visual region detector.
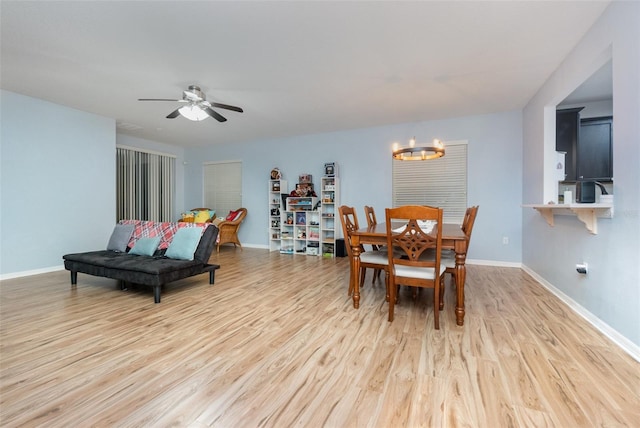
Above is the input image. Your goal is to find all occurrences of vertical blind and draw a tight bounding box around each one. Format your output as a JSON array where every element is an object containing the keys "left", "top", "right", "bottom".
[
  {"left": 116, "top": 147, "right": 175, "bottom": 222},
  {"left": 392, "top": 141, "right": 468, "bottom": 223},
  {"left": 203, "top": 161, "right": 242, "bottom": 217}
]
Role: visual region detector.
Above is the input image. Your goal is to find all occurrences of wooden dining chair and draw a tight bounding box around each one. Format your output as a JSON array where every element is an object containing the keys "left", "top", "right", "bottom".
[
  {"left": 338, "top": 205, "right": 388, "bottom": 297},
  {"left": 438, "top": 205, "right": 479, "bottom": 308},
  {"left": 363, "top": 205, "right": 383, "bottom": 282},
  {"left": 385, "top": 205, "right": 446, "bottom": 328}
]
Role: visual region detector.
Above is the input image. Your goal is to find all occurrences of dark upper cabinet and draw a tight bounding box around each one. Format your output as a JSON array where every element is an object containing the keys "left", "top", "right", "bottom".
[
  {"left": 579, "top": 117, "right": 613, "bottom": 181},
  {"left": 556, "top": 108, "right": 582, "bottom": 181},
  {"left": 556, "top": 108, "right": 613, "bottom": 182}
]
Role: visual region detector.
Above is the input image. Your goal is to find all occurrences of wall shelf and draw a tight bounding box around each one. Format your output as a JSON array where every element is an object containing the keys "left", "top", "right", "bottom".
[{"left": 523, "top": 203, "right": 613, "bottom": 234}]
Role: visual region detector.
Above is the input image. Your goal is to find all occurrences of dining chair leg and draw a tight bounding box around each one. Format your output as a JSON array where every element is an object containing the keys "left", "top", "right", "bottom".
[
  {"left": 439, "top": 277, "right": 445, "bottom": 310},
  {"left": 359, "top": 267, "right": 367, "bottom": 290},
  {"left": 388, "top": 280, "right": 395, "bottom": 322},
  {"left": 385, "top": 275, "right": 390, "bottom": 302},
  {"left": 434, "top": 282, "right": 440, "bottom": 330}
]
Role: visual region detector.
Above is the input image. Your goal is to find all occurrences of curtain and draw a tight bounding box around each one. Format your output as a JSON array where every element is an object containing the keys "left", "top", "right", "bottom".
[{"left": 116, "top": 147, "right": 175, "bottom": 222}]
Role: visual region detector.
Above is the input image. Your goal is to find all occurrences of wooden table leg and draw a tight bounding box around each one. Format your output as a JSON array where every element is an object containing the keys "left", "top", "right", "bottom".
[
  {"left": 454, "top": 241, "right": 467, "bottom": 325},
  {"left": 351, "top": 244, "right": 361, "bottom": 309}
]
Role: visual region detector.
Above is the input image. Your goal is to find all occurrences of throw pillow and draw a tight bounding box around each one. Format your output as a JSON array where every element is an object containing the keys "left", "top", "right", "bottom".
[
  {"left": 129, "top": 236, "right": 161, "bottom": 256},
  {"left": 165, "top": 227, "right": 203, "bottom": 260},
  {"left": 193, "top": 210, "right": 211, "bottom": 223},
  {"left": 107, "top": 223, "right": 135, "bottom": 252},
  {"left": 181, "top": 212, "right": 195, "bottom": 222},
  {"left": 226, "top": 210, "right": 239, "bottom": 221}
]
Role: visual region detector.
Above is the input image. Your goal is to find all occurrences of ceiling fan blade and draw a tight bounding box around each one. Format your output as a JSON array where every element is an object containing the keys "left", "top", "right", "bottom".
[
  {"left": 138, "top": 98, "right": 181, "bottom": 102},
  {"left": 166, "top": 109, "right": 181, "bottom": 119},
  {"left": 204, "top": 107, "right": 227, "bottom": 122},
  {"left": 210, "top": 102, "right": 243, "bottom": 113}
]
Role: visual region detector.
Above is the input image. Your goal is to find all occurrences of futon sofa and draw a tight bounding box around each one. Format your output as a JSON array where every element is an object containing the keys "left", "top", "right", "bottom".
[{"left": 63, "top": 220, "right": 221, "bottom": 303}]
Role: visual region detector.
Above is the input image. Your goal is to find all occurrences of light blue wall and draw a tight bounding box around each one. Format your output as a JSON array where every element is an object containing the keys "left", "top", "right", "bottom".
[
  {"left": 1, "top": 90, "right": 115, "bottom": 277},
  {"left": 523, "top": 2, "right": 640, "bottom": 348},
  {"left": 184, "top": 110, "right": 523, "bottom": 263}
]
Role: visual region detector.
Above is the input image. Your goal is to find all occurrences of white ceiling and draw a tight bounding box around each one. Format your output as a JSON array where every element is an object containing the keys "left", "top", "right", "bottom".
[{"left": 1, "top": 1, "right": 610, "bottom": 148}]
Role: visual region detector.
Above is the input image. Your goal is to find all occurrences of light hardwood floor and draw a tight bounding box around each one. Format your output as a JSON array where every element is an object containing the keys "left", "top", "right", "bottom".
[{"left": 1, "top": 248, "right": 638, "bottom": 427}]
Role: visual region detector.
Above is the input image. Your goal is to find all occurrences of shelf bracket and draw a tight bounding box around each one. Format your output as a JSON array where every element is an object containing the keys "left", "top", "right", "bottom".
[
  {"left": 570, "top": 207, "right": 597, "bottom": 234},
  {"left": 534, "top": 207, "right": 555, "bottom": 227}
]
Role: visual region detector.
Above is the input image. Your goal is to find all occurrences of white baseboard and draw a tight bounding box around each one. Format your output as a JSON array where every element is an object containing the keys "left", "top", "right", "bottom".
[
  {"left": 0, "top": 265, "right": 65, "bottom": 281},
  {"left": 467, "top": 258, "right": 522, "bottom": 268},
  {"left": 242, "top": 243, "right": 268, "bottom": 250},
  {"left": 522, "top": 264, "right": 640, "bottom": 363}
]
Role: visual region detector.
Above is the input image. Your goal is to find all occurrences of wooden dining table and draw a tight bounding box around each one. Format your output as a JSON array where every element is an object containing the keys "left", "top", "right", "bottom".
[{"left": 349, "top": 222, "right": 469, "bottom": 325}]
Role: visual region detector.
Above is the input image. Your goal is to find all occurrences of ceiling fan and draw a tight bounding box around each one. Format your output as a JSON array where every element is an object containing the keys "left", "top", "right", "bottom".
[{"left": 138, "top": 85, "right": 243, "bottom": 122}]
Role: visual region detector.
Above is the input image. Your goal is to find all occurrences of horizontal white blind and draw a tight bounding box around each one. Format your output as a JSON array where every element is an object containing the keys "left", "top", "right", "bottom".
[
  {"left": 392, "top": 141, "right": 467, "bottom": 223},
  {"left": 203, "top": 161, "right": 242, "bottom": 217}
]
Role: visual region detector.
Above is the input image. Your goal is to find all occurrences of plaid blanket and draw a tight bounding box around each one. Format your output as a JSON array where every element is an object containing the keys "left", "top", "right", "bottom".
[{"left": 119, "top": 219, "right": 209, "bottom": 250}]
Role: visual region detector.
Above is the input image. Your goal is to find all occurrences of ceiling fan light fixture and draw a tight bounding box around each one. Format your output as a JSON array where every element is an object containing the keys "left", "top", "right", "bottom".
[
  {"left": 179, "top": 104, "right": 209, "bottom": 121},
  {"left": 139, "top": 84, "right": 242, "bottom": 123}
]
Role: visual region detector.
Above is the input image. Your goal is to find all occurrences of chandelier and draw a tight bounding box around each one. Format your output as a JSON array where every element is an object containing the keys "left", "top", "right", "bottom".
[{"left": 392, "top": 137, "right": 445, "bottom": 161}]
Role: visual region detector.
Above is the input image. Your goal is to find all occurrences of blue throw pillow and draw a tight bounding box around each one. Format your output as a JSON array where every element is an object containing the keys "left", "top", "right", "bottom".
[
  {"left": 165, "top": 227, "right": 203, "bottom": 261},
  {"left": 107, "top": 223, "right": 135, "bottom": 252},
  {"left": 129, "top": 236, "right": 161, "bottom": 256}
]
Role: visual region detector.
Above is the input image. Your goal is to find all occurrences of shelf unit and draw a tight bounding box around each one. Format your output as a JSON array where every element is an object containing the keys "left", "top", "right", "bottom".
[
  {"left": 282, "top": 197, "right": 319, "bottom": 255},
  {"left": 523, "top": 203, "right": 613, "bottom": 234},
  {"left": 320, "top": 176, "right": 339, "bottom": 257},
  {"left": 268, "top": 179, "right": 288, "bottom": 251}
]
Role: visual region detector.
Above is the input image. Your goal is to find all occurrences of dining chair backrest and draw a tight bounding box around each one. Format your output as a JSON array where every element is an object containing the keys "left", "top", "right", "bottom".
[
  {"left": 364, "top": 205, "right": 377, "bottom": 227},
  {"left": 364, "top": 206, "right": 381, "bottom": 251},
  {"left": 439, "top": 206, "right": 479, "bottom": 300},
  {"left": 338, "top": 205, "right": 360, "bottom": 258},
  {"left": 462, "top": 205, "right": 479, "bottom": 244},
  {"left": 384, "top": 205, "right": 445, "bottom": 327}
]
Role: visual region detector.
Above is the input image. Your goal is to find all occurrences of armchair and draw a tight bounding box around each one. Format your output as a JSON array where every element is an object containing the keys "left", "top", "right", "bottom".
[{"left": 213, "top": 208, "right": 247, "bottom": 252}]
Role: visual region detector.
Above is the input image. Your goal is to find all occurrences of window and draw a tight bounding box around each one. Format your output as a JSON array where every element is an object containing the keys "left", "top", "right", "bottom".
[
  {"left": 203, "top": 161, "right": 242, "bottom": 217},
  {"left": 392, "top": 141, "right": 467, "bottom": 223},
  {"left": 116, "top": 146, "right": 175, "bottom": 222}
]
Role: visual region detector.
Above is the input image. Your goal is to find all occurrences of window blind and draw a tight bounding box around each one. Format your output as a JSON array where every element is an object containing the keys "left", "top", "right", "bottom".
[
  {"left": 116, "top": 147, "right": 175, "bottom": 222},
  {"left": 203, "top": 161, "right": 242, "bottom": 217},
  {"left": 392, "top": 141, "right": 467, "bottom": 223}
]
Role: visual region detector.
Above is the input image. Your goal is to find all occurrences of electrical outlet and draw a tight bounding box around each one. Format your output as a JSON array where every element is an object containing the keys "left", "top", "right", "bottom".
[
  {"left": 576, "top": 263, "right": 588, "bottom": 274},
  {"left": 502, "top": 236, "right": 509, "bottom": 245}
]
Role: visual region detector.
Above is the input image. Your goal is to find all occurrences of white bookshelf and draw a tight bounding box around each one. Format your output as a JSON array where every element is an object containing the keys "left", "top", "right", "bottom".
[
  {"left": 268, "top": 179, "right": 287, "bottom": 251},
  {"left": 282, "top": 196, "right": 320, "bottom": 255},
  {"left": 320, "top": 176, "right": 339, "bottom": 257}
]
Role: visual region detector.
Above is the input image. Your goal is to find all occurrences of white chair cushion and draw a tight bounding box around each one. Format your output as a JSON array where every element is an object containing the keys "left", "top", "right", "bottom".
[
  {"left": 419, "top": 249, "right": 456, "bottom": 269},
  {"left": 392, "top": 262, "right": 447, "bottom": 280},
  {"left": 441, "top": 252, "right": 456, "bottom": 269},
  {"left": 360, "top": 250, "right": 388, "bottom": 265}
]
